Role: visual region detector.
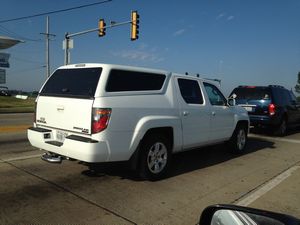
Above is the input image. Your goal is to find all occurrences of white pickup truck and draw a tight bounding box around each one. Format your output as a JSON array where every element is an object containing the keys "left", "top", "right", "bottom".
[{"left": 28, "top": 63, "right": 249, "bottom": 180}]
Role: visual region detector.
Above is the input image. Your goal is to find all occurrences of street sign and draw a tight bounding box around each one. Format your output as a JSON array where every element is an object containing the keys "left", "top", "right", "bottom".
[
  {"left": 62, "top": 39, "right": 73, "bottom": 49},
  {"left": 0, "top": 69, "right": 6, "bottom": 84},
  {"left": 0, "top": 53, "right": 10, "bottom": 68}
]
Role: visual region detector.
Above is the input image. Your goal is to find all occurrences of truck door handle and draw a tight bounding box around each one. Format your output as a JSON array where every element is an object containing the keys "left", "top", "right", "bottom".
[
  {"left": 57, "top": 106, "right": 65, "bottom": 111},
  {"left": 183, "top": 111, "right": 189, "bottom": 116},
  {"left": 212, "top": 111, "right": 216, "bottom": 116}
]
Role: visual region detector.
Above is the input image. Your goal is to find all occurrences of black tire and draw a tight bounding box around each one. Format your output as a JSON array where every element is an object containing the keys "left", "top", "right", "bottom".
[
  {"left": 274, "top": 118, "right": 287, "bottom": 137},
  {"left": 138, "top": 134, "right": 171, "bottom": 181},
  {"left": 228, "top": 124, "right": 248, "bottom": 153}
]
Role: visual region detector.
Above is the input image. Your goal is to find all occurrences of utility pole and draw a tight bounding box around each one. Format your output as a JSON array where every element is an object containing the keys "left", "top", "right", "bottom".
[{"left": 40, "top": 16, "right": 56, "bottom": 78}]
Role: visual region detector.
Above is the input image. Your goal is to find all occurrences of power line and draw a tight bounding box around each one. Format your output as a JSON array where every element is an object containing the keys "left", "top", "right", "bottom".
[
  {"left": 0, "top": 24, "right": 42, "bottom": 42},
  {"left": 0, "top": 0, "right": 112, "bottom": 23},
  {"left": 10, "top": 56, "right": 44, "bottom": 65},
  {"left": 7, "top": 48, "right": 43, "bottom": 54},
  {"left": 9, "top": 65, "right": 45, "bottom": 74}
]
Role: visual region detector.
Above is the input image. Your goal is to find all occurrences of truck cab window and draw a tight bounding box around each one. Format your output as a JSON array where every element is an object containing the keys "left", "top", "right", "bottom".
[
  {"left": 178, "top": 78, "right": 204, "bottom": 104},
  {"left": 204, "top": 82, "right": 226, "bottom": 106}
]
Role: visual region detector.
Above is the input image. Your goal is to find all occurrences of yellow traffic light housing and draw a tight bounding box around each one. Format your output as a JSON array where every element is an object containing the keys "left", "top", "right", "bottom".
[
  {"left": 131, "top": 11, "right": 139, "bottom": 41},
  {"left": 98, "top": 19, "right": 106, "bottom": 37}
]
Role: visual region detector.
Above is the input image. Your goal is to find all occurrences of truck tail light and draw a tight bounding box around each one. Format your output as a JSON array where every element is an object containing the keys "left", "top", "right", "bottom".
[
  {"left": 92, "top": 108, "right": 112, "bottom": 134},
  {"left": 268, "top": 103, "right": 275, "bottom": 116}
]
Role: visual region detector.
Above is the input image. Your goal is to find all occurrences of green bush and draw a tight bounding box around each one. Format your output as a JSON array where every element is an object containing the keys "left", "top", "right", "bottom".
[{"left": 0, "top": 96, "right": 35, "bottom": 113}]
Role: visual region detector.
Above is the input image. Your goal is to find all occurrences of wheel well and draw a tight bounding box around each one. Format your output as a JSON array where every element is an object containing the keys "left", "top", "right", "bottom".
[
  {"left": 129, "top": 127, "right": 173, "bottom": 171},
  {"left": 143, "top": 127, "right": 174, "bottom": 149},
  {"left": 282, "top": 113, "right": 288, "bottom": 122},
  {"left": 236, "top": 120, "right": 249, "bottom": 131}
]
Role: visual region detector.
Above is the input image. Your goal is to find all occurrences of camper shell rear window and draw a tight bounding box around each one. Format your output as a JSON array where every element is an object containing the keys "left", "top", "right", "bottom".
[
  {"left": 40, "top": 68, "right": 102, "bottom": 99},
  {"left": 105, "top": 69, "right": 166, "bottom": 92}
]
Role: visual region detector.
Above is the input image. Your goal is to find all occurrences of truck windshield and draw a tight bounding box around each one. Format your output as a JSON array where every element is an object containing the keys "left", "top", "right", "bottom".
[{"left": 40, "top": 68, "right": 102, "bottom": 98}]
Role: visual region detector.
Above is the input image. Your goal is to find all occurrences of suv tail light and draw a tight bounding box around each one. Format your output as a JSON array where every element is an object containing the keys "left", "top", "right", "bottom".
[
  {"left": 268, "top": 103, "right": 276, "bottom": 116},
  {"left": 92, "top": 108, "right": 112, "bottom": 134}
]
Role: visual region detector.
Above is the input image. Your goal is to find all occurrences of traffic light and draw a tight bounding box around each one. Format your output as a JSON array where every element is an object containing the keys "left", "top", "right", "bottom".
[
  {"left": 131, "top": 11, "right": 139, "bottom": 41},
  {"left": 98, "top": 19, "right": 106, "bottom": 37}
]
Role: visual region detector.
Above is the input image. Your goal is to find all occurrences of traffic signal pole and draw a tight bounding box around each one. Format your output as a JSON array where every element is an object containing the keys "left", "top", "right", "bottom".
[{"left": 63, "top": 19, "right": 134, "bottom": 65}]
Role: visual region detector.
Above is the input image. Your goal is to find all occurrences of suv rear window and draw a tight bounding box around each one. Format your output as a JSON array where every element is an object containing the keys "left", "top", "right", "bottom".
[
  {"left": 40, "top": 68, "right": 102, "bottom": 98},
  {"left": 106, "top": 69, "right": 166, "bottom": 92},
  {"left": 231, "top": 87, "right": 271, "bottom": 100}
]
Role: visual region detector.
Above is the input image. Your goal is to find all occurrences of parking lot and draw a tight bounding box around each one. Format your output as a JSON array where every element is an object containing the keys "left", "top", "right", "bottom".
[{"left": 1, "top": 113, "right": 300, "bottom": 225}]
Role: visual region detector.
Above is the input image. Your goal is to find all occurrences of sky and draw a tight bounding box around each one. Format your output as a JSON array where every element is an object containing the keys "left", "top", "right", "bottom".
[{"left": 0, "top": 0, "right": 300, "bottom": 95}]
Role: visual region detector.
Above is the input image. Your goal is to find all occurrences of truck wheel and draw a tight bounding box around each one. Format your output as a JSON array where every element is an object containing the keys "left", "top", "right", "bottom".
[
  {"left": 229, "top": 124, "right": 247, "bottom": 153},
  {"left": 139, "top": 134, "right": 171, "bottom": 181},
  {"left": 274, "top": 118, "right": 287, "bottom": 137}
]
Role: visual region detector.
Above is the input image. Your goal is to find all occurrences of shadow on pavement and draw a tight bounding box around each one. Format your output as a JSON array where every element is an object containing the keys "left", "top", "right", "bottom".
[
  {"left": 168, "top": 137, "right": 275, "bottom": 178},
  {"left": 250, "top": 126, "right": 300, "bottom": 137},
  {"left": 81, "top": 137, "right": 275, "bottom": 181}
]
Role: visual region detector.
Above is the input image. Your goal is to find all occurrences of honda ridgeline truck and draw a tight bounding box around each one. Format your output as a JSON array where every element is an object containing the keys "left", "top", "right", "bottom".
[{"left": 28, "top": 63, "right": 249, "bottom": 180}]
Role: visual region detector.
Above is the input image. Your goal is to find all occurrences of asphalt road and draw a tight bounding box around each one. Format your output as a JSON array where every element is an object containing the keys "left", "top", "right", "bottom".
[{"left": 0, "top": 113, "right": 300, "bottom": 225}]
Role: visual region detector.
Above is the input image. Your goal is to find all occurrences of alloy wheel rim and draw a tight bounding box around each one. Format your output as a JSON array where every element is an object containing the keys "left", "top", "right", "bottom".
[
  {"left": 280, "top": 120, "right": 287, "bottom": 134},
  {"left": 237, "top": 129, "right": 246, "bottom": 150},
  {"left": 147, "top": 142, "right": 168, "bottom": 174}
]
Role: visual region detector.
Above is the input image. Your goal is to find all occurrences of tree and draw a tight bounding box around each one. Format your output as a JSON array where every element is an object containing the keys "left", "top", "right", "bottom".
[{"left": 295, "top": 72, "right": 300, "bottom": 94}]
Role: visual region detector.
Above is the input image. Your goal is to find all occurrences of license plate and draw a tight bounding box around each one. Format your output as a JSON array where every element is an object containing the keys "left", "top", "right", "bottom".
[
  {"left": 56, "top": 130, "right": 68, "bottom": 142},
  {"left": 244, "top": 106, "right": 254, "bottom": 112}
]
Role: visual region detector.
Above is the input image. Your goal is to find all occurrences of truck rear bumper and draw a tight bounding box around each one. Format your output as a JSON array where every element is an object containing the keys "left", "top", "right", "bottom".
[{"left": 27, "top": 127, "right": 110, "bottom": 163}]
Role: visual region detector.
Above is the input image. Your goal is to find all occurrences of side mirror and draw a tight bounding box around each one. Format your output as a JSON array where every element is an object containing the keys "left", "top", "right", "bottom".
[
  {"left": 227, "top": 98, "right": 236, "bottom": 106},
  {"left": 199, "top": 204, "right": 300, "bottom": 225}
]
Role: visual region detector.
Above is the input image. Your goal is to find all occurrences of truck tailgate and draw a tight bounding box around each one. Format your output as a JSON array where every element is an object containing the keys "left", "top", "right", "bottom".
[{"left": 36, "top": 96, "right": 93, "bottom": 134}]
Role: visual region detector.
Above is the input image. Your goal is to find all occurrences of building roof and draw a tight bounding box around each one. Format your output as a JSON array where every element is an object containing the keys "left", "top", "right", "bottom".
[{"left": 0, "top": 36, "right": 22, "bottom": 49}]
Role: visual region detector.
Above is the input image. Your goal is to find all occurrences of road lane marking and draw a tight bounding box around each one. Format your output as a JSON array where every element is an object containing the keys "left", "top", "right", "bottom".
[
  {"left": 249, "top": 134, "right": 300, "bottom": 144},
  {"left": 0, "top": 124, "right": 31, "bottom": 133},
  {"left": 234, "top": 165, "right": 300, "bottom": 206},
  {"left": 0, "top": 154, "right": 42, "bottom": 163}
]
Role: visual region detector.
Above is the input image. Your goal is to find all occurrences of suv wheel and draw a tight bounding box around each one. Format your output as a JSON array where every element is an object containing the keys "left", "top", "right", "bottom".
[
  {"left": 139, "top": 134, "right": 171, "bottom": 180},
  {"left": 274, "top": 118, "right": 287, "bottom": 136},
  {"left": 229, "top": 124, "right": 248, "bottom": 153}
]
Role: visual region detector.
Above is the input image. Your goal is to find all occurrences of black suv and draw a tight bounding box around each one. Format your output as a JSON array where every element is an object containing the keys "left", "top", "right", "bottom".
[{"left": 230, "top": 85, "right": 300, "bottom": 136}]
